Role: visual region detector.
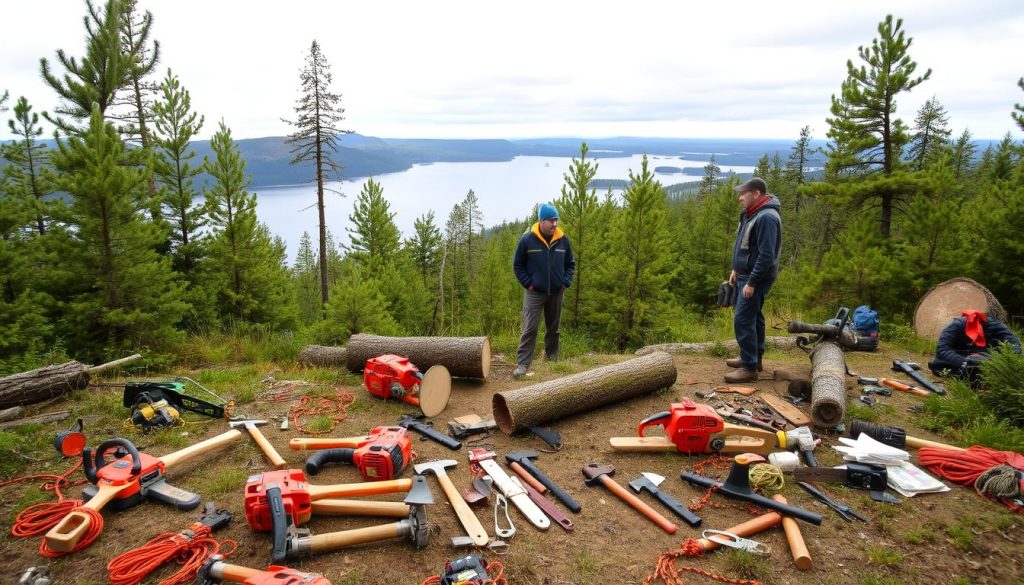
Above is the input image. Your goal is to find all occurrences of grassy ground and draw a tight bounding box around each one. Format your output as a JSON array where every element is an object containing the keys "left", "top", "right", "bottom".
[{"left": 0, "top": 330, "right": 1021, "bottom": 584}]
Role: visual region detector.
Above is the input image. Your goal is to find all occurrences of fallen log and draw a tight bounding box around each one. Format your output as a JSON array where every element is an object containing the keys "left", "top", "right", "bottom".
[
  {"left": 344, "top": 334, "right": 491, "bottom": 379},
  {"left": 297, "top": 345, "right": 347, "bottom": 367},
  {"left": 0, "top": 409, "right": 71, "bottom": 430},
  {"left": 810, "top": 342, "right": 846, "bottom": 428},
  {"left": 0, "top": 406, "right": 25, "bottom": 422},
  {"left": 493, "top": 351, "right": 677, "bottom": 434},
  {"left": 636, "top": 336, "right": 798, "bottom": 356},
  {"left": 0, "top": 354, "right": 142, "bottom": 409}
]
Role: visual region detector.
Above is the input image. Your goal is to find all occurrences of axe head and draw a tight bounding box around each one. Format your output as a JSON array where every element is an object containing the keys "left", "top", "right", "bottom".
[
  {"left": 892, "top": 360, "right": 920, "bottom": 371},
  {"left": 403, "top": 475, "right": 434, "bottom": 506},
  {"left": 641, "top": 472, "right": 666, "bottom": 486},
  {"left": 628, "top": 473, "right": 665, "bottom": 494}
]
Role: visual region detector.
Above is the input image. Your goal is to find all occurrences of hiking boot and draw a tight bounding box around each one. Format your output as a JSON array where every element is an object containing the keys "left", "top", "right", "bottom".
[
  {"left": 724, "top": 367, "right": 759, "bottom": 383},
  {"left": 725, "top": 358, "right": 763, "bottom": 371},
  {"left": 513, "top": 365, "right": 528, "bottom": 378}
]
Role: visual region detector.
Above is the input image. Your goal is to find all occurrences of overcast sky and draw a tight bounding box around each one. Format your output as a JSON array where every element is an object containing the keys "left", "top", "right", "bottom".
[{"left": 2, "top": 0, "right": 1022, "bottom": 142}]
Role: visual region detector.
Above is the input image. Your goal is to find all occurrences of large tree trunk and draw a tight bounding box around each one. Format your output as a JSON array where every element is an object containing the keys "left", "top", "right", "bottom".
[
  {"left": 493, "top": 351, "right": 677, "bottom": 434},
  {"left": 345, "top": 334, "right": 491, "bottom": 379},
  {"left": 0, "top": 362, "right": 89, "bottom": 409},
  {"left": 810, "top": 342, "right": 847, "bottom": 428},
  {"left": 298, "top": 345, "right": 347, "bottom": 367},
  {"left": 914, "top": 277, "right": 1007, "bottom": 342}
]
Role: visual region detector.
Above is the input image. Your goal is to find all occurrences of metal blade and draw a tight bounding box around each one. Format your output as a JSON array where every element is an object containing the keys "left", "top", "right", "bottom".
[
  {"left": 641, "top": 472, "right": 666, "bottom": 486},
  {"left": 793, "top": 467, "right": 849, "bottom": 484}
]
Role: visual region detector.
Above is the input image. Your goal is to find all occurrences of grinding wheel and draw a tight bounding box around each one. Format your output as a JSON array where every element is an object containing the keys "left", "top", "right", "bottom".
[{"left": 418, "top": 365, "right": 451, "bottom": 417}]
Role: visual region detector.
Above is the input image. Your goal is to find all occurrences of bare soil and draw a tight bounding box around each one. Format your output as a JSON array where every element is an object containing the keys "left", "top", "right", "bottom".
[{"left": 1, "top": 347, "right": 1021, "bottom": 585}]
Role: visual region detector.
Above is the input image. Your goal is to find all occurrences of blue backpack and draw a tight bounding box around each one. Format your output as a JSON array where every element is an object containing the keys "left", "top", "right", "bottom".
[{"left": 852, "top": 305, "right": 879, "bottom": 336}]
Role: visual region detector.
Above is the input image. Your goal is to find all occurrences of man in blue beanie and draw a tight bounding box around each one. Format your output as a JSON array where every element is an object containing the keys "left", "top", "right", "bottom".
[
  {"left": 512, "top": 203, "right": 576, "bottom": 377},
  {"left": 724, "top": 177, "right": 782, "bottom": 383}
]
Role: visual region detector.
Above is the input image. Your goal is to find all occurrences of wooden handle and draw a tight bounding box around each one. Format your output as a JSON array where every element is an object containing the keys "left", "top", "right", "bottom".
[
  {"left": 85, "top": 353, "right": 142, "bottom": 374},
  {"left": 609, "top": 436, "right": 677, "bottom": 452},
  {"left": 307, "top": 477, "right": 413, "bottom": 500},
  {"left": 243, "top": 425, "right": 286, "bottom": 468},
  {"left": 881, "top": 378, "right": 930, "bottom": 397},
  {"left": 696, "top": 511, "right": 782, "bottom": 553},
  {"left": 159, "top": 429, "right": 243, "bottom": 469},
  {"left": 217, "top": 563, "right": 263, "bottom": 582},
  {"left": 308, "top": 523, "right": 402, "bottom": 552},
  {"left": 906, "top": 435, "right": 965, "bottom": 451},
  {"left": 432, "top": 472, "right": 489, "bottom": 546},
  {"left": 719, "top": 423, "right": 780, "bottom": 454},
  {"left": 601, "top": 476, "right": 676, "bottom": 534},
  {"left": 510, "top": 462, "right": 547, "bottom": 494},
  {"left": 289, "top": 436, "right": 368, "bottom": 451},
  {"left": 44, "top": 482, "right": 130, "bottom": 552},
  {"left": 311, "top": 499, "right": 410, "bottom": 517},
  {"left": 773, "top": 495, "right": 812, "bottom": 569},
  {"left": 715, "top": 385, "right": 757, "bottom": 396}
]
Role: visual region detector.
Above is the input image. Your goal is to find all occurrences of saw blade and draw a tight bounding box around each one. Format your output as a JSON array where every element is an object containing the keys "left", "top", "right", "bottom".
[{"left": 793, "top": 467, "right": 849, "bottom": 483}]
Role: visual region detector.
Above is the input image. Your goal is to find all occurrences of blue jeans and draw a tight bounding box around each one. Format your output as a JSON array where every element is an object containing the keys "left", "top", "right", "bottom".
[{"left": 733, "top": 277, "right": 773, "bottom": 369}]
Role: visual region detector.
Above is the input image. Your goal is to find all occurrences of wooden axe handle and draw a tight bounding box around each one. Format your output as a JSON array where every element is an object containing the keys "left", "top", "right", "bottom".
[
  {"left": 600, "top": 476, "right": 676, "bottom": 534},
  {"left": 217, "top": 564, "right": 263, "bottom": 582},
  {"left": 509, "top": 461, "right": 547, "bottom": 494},
  {"left": 431, "top": 471, "right": 489, "bottom": 546},
  {"left": 307, "top": 477, "right": 413, "bottom": 500},
  {"left": 307, "top": 523, "right": 403, "bottom": 552},
  {"left": 695, "top": 511, "right": 782, "bottom": 552},
  {"left": 245, "top": 424, "right": 287, "bottom": 468},
  {"left": 906, "top": 435, "right": 965, "bottom": 451},
  {"left": 311, "top": 499, "right": 410, "bottom": 517},
  {"left": 289, "top": 436, "right": 369, "bottom": 451},
  {"left": 159, "top": 429, "right": 243, "bottom": 469},
  {"left": 773, "top": 495, "right": 812, "bottom": 569}
]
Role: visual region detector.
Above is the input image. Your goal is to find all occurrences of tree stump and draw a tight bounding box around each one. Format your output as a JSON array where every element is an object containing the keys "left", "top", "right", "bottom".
[
  {"left": 914, "top": 278, "right": 1007, "bottom": 342},
  {"left": 344, "top": 334, "right": 491, "bottom": 379},
  {"left": 810, "top": 342, "right": 846, "bottom": 428},
  {"left": 298, "top": 345, "right": 347, "bottom": 367},
  {"left": 493, "top": 351, "right": 677, "bottom": 434}
]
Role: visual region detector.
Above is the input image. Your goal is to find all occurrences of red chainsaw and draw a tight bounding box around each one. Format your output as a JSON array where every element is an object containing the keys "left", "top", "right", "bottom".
[
  {"left": 363, "top": 355, "right": 452, "bottom": 417},
  {"left": 609, "top": 400, "right": 781, "bottom": 454},
  {"left": 288, "top": 426, "right": 412, "bottom": 480}
]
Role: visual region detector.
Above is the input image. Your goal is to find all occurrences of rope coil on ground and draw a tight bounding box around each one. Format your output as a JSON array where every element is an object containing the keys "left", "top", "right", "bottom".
[
  {"left": 106, "top": 523, "right": 237, "bottom": 585},
  {"left": 289, "top": 388, "right": 356, "bottom": 434}
]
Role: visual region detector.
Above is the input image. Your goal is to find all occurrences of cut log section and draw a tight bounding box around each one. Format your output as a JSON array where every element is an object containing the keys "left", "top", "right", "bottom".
[
  {"left": 345, "top": 334, "right": 491, "bottom": 379},
  {"left": 636, "top": 337, "right": 798, "bottom": 356},
  {"left": 914, "top": 277, "right": 1007, "bottom": 342},
  {"left": 810, "top": 342, "right": 846, "bottom": 428},
  {"left": 298, "top": 345, "right": 347, "bottom": 367},
  {"left": 493, "top": 351, "right": 677, "bottom": 434},
  {"left": 0, "top": 354, "right": 141, "bottom": 409}
]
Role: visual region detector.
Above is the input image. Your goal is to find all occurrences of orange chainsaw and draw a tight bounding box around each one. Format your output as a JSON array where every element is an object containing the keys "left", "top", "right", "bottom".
[{"left": 609, "top": 400, "right": 783, "bottom": 454}]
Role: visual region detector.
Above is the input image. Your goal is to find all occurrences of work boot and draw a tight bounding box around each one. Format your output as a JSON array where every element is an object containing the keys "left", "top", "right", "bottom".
[
  {"left": 725, "top": 358, "right": 763, "bottom": 371},
  {"left": 513, "top": 365, "right": 528, "bottom": 378},
  {"left": 724, "top": 367, "right": 759, "bottom": 383}
]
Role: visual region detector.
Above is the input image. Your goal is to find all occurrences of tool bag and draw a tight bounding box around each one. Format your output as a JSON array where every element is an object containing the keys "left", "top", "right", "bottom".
[{"left": 716, "top": 281, "right": 737, "bottom": 307}]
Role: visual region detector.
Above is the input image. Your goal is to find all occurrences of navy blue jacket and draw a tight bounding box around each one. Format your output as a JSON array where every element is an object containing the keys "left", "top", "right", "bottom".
[
  {"left": 935, "top": 316, "right": 1022, "bottom": 364},
  {"left": 513, "top": 223, "right": 575, "bottom": 294},
  {"left": 732, "top": 195, "right": 782, "bottom": 286}
]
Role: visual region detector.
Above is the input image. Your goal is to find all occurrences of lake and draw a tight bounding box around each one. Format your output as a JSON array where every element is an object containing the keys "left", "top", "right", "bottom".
[{"left": 253, "top": 154, "right": 755, "bottom": 261}]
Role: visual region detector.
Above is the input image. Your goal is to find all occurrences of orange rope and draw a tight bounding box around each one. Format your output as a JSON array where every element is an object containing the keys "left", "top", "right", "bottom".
[
  {"left": 107, "top": 523, "right": 237, "bottom": 585},
  {"left": 289, "top": 389, "right": 356, "bottom": 434},
  {"left": 3, "top": 460, "right": 89, "bottom": 538},
  {"left": 37, "top": 506, "right": 104, "bottom": 557},
  {"left": 643, "top": 539, "right": 763, "bottom": 585}
]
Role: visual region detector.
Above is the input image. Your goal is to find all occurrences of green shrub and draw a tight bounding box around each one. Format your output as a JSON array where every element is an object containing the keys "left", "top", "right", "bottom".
[
  {"left": 922, "top": 378, "right": 987, "bottom": 432},
  {"left": 978, "top": 345, "right": 1024, "bottom": 426},
  {"left": 956, "top": 417, "right": 1024, "bottom": 452}
]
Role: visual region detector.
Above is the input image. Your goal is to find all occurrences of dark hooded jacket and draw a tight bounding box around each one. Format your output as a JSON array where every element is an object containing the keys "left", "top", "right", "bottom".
[
  {"left": 935, "top": 316, "right": 1022, "bottom": 364},
  {"left": 513, "top": 223, "right": 575, "bottom": 294},
  {"left": 731, "top": 195, "right": 782, "bottom": 286}
]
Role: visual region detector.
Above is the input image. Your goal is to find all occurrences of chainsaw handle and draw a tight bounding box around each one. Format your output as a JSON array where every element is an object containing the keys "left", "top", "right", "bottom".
[
  {"left": 83, "top": 438, "right": 141, "bottom": 484},
  {"left": 266, "top": 485, "right": 289, "bottom": 564},
  {"left": 637, "top": 411, "right": 670, "bottom": 437}
]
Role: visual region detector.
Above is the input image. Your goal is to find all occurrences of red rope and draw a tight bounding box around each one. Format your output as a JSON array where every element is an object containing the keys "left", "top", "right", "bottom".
[
  {"left": 643, "top": 539, "right": 763, "bottom": 585},
  {"left": 289, "top": 389, "right": 356, "bottom": 434},
  {"left": 37, "top": 506, "right": 104, "bottom": 557},
  {"left": 918, "top": 445, "right": 1024, "bottom": 485},
  {"left": 3, "top": 460, "right": 90, "bottom": 538},
  {"left": 106, "top": 523, "right": 237, "bottom": 585}
]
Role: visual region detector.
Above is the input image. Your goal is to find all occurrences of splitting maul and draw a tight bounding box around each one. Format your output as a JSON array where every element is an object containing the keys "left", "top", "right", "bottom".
[
  {"left": 44, "top": 430, "right": 243, "bottom": 553},
  {"left": 244, "top": 468, "right": 432, "bottom": 562}
]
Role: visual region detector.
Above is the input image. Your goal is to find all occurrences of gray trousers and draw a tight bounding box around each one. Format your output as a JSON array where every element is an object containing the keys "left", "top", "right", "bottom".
[{"left": 516, "top": 289, "right": 564, "bottom": 368}]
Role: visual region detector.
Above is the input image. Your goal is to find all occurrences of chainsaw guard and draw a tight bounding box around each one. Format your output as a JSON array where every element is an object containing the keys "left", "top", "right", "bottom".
[{"left": 636, "top": 411, "right": 671, "bottom": 437}]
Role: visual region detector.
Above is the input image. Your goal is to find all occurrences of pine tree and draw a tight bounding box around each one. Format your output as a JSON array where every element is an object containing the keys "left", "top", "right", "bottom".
[
  {"left": 949, "top": 130, "right": 977, "bottom": 182},
  {"left": 111, "top": 0, "right": 160, "bottom": 147},
  {"left": 40, "top": 0, "right": 130, "bottom": 135},
  {"left": 753, "top": 154, "right": 771, "bottom": 180},
  {"left": 460, "top": 190, "right": 483, "bottom": 283},
  {"left": 346, "top": 178, "right": 400, "bottom": 270},
  {"left": 1014, "top": 77, "right": 1024, "bottom": 131},
  {"left": 592, "top": 155, "right": 675, "bottom": 350},
  {"left": 699, "top": 154, "right": 720, "bottom": 196},
  {"left": 3, "top": 97, "right": 56, "bottom": 235},
  {"left": 203, "top": 121, "right": 295, "bottom": 328},
  {"left": 469, "top": 227, "right": 521, "bottom": 335},
  {"left": 0, "top": 91, "right": 8, "bottom": 112},
  {"left": 152, "top": 69, "right": 205, "bottom": 273},
  {"left": 316, "top": 261, "right": 400, "bottom": 343},
  {"left": 825, "top": 14, "right": 931, "bottom": 236},
  {"left": 283, "top": 40, "right": 352, "bottom": 310},
  {"left": 554, "top": 142, "right": 599, "bottom": 330},
  {"left": 292, "top": 231, "right": 322, "bottom": 325},
  {"left": 804, "top": 215, "right": 899, "bottom": 313},
  {"left": 406, "top": 211, "right": 442, "bottom": 331},
  {"left": 673, "top": 181, "right": 738, "bottom": 308},
  {"left": 908, "top": 96, "right": 952, "bottom": 171},
  {"left": 50, "top": 106, "right": 186, "bottom": 357},
  {"left": 441, "top": 202, "right": 468, "bottom": 332},
  {"left": 986, "top": 134, "right": 1020, "bottom": 183}
]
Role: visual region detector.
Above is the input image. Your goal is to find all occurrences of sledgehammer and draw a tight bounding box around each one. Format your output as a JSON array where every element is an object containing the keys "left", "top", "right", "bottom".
[{"left": 849, "top": 420, "right": 965, "bottom": 451}]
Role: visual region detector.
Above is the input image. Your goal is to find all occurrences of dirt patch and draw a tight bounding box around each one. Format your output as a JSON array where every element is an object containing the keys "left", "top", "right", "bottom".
[{"left": 1, "top": 347, "right": 1021, "bottom": 585}]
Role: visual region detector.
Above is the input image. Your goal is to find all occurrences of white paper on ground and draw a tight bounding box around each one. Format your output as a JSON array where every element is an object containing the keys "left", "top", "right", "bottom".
[
  {"left": 833, "top": 432, "right": 910, "bottom": 465},
  {"left": 886, "top": 460, "right": 950, "bottom": 497}
]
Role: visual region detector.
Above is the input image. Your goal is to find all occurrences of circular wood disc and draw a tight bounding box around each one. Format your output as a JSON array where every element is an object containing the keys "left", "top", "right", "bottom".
[
  {"left": 419, "top": 365, "right": 452, "bottom": 417},
  {"left": 914, "top": 278, "right": 1007, "bottom": 342}
]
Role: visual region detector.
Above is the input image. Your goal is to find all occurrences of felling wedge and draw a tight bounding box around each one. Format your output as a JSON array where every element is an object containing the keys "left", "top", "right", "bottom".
[{"left": 609, "top": 400, "right": 781, "bottom": 454}]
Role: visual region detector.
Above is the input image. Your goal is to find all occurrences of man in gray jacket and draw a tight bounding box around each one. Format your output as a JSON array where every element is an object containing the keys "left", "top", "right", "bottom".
[{"left": 724, "top": 178, "right": 782, "bottom": 383}]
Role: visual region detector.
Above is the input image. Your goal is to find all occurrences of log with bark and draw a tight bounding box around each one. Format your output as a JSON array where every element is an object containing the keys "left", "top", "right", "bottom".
[
  {"left": 0, "top": 409, "right": 71, "bottom": 430},
  {"left": 636, "top": 337, "right": 798, "bottom": 356},
  {"left": 0, "top": 354, "right": 142, "bottom": 409},
  {"left": 298, "top": 345, "right": 347, "bottom": 368},
  {"left": 344, "top": 334, "right": 491, "bottom": 379},
  {"left": 493, "top": 351, "right": 678, "bottom": 434},
  {"left": 809, "top": 342, "right": 846, "bottom": 428}
]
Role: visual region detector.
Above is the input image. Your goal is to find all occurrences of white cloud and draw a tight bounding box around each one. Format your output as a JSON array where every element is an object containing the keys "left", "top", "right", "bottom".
[{"left": 1, "top": 0, "right": 1022, "bottom": 141}]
